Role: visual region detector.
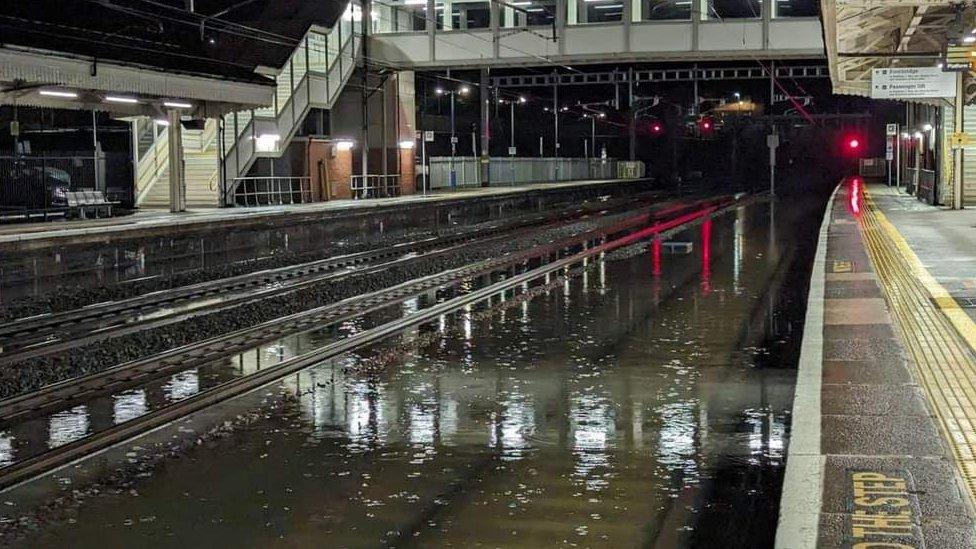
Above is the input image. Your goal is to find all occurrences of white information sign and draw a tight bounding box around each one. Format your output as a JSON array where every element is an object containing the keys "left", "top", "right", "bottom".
[
  {"left": 871, "top": 68, "right": 955, "bottom": 99},
  {"left": 886, "top": 123, "right": 898, "bottom": 136}
]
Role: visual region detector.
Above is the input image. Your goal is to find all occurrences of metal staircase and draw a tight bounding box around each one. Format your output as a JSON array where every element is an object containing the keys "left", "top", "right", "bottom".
[
  {"left": 135, "top": 119, "right": 220, "bottom": 209},
  {"left": 133, "top": 1, "right": 362, "bottom": 209},
  {"left": 220, "top": 5, "right": 362, "bottom": 206}
]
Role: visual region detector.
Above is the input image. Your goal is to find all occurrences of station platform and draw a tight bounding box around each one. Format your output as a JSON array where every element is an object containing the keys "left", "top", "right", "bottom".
[
  {"left": 777, "top": 180, "right": 976, "bottom": 548},
  {"left": 0, "top": 178, "right": 640, "bottom": 252}
]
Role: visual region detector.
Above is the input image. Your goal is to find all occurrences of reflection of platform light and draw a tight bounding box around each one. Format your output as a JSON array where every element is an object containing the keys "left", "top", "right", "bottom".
[
  {"left": 439, "top": 398, "right": 459, "bottom": 444},
  {"left": 164, "top": 369, "right": 200, "bottom": 401},
  {"left": 570, "top": 393, "right": 615, "bottom": 491},
  {"left": 655, "top": 401, "right": 698, "bottom": 475},
  {"left": 0, "top": 432, "right": 13, "bottom": 467},
  {"left": 497, "top": 392, "right": 535, "bottom": 461},
  {"left": 113, "top": 389, "right": 148, "bottom": 424},
  {"left": 48, "top": 405, "right": 90, "bottom": 449}
]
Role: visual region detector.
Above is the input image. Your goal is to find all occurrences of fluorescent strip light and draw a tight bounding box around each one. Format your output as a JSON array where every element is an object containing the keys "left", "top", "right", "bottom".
[
  {"left": 163, "top": 101, "right": 192, "bottom": 109},
  {"left": 593, "top": 4, "right": 623, "bottom": 8},
  {"left": 336, "top": 140, "right": 355, "bottom": 151},
  {"left": 526, "top": 7, "right": 544, "bottom": 11},
  {"left": 39, "top": 89, "right": 78, "bottom": 99},
  {"left": 154, "top": 118, "right": 170, "bottom": 126},
  {"left": 105, "top": 96, "right": 138, "bottom": 104},
  {"left": 404, "top": 0, "right": 425, "bottom": 4},
  {"left": 511, "top": 1, "right": 532, "bottom": 5}
]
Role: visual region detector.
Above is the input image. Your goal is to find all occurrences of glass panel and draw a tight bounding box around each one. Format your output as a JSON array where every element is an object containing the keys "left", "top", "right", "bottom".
[
  {"left": 708, "top": 0, "right": 762, "bottom": 18},
  {"left": 374, "top": 1, "right": 428, "bottom": 32},
  {"left": 524, "top": 0, "right": 556, "bottom": 26},
  {"left": 774, "top": 0, "right": 817, "bottom": 17},
  {"left": 581, "top": 0, "right": 623, "bottom": 23},
  {"left": 309, "top": 32, "right": 328, "bottom": 73},
  {"left": 292, "top": 37, "right": 308, "bottom": 84},
  {"left": 459, "top": 1, "right": 490, "bottom": 29},
  {"left": 641, "top": 0, "right": 691, "bottom": 20}
]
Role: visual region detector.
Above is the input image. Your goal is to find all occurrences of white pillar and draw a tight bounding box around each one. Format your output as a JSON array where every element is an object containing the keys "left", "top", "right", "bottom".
[
  {"left": 632, "top": 0, "right": 643, "bottom": 21},
  {"left": 954, "top": 72, "right": 965, "bottom": 209},
  {"left": 443, "top": 0, "right": 453, "bottom": 29},
  {"left": 166, "top": 109, "right": 186, "bottom": 212}
]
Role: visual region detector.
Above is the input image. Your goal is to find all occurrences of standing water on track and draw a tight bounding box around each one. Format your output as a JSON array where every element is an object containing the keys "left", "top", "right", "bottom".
[{"left": 10, "top": 195, "right": 827, "bottom": 548}]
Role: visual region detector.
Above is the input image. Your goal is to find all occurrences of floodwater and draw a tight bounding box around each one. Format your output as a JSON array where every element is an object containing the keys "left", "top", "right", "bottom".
[{"left": 12, "top": 195, "right": 825, "bottom": 548}]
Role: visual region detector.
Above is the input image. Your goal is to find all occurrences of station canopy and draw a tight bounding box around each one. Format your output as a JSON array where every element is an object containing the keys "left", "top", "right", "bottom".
[
  {"left": 821, "top": 0, "right": 966, "bottom": 98},
  {"left": 0, "top": 0, "right": 344, "bottom": 117}
]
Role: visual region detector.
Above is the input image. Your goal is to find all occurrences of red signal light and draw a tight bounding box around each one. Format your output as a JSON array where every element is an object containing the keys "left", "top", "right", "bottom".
[
  {"left": 848, "top": 138, "right": 860, "bottom": 150},
  {"left": 651, "top": 122, "right": 663, "bottom": 134}
]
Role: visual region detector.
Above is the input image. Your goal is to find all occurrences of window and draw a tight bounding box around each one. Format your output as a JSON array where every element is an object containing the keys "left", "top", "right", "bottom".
[
  {"left": 375, "top": 1, "right": 428, "bottom": 32},
  {"left": 437, "top": 1, "right": 490, "bottom": 29},
  {"left": 524, "top": 0, "right": 557, "bottom": 26},
  {"left": 581, "top": 0, "right": 624, "bottom": 23},
  {"left": 641, "top": 0, "right": 691, "bottom": 20},
  {"left": 775, "top": 0, "right": 817, "bottom": 17},
  {"left": 707, "top": 0, "right": 762, "bottom": 19}
]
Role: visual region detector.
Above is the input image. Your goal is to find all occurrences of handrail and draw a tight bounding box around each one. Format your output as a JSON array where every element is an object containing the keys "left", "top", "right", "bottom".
[
  {"left": 350, "top": 174, "right": 401, "bottom": 200},
  {"left": 230, "top": 176, "right": 312, "bottom": 207}
]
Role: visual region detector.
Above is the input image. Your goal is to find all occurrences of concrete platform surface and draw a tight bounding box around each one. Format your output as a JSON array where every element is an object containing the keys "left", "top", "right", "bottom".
[
  {"left": 777, "top": 180, "right": 976, "bottom": 549},
  {"left": 0, "top": 178, "right": 635, "bottom": 246}
]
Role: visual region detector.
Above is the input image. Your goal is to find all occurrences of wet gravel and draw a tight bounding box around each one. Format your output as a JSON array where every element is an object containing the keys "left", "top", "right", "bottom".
[{"left": 0, "top": 216, "right": 613, "bottom": 399}]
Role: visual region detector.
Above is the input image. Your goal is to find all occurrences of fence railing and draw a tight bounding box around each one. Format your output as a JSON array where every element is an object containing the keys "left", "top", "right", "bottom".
[
  {"left": 230, "top": 176, "right": 313, "bottom": 207},
  {"left": 427, "top": 157, "right": 627, "bottom": 189},
  {"left": 0, "top": 155, "right": 99, "bottom": 217},
  {"left": 351, "top": 174, "right": 401, "bottom": 199}
]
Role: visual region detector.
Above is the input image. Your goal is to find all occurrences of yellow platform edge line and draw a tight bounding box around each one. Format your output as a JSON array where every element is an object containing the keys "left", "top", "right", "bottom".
[{"left": 866, "top": 192, "right": 976, "bottom": 354}]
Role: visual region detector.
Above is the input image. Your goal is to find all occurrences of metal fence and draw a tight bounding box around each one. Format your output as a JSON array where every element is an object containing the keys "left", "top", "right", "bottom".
[
  {"left": 427, "top": 157, "right": 625, "bottom": 189},
  {"left": 231, "top": 176, "right": 313, "bottom": 207},
  {"left": 0, "top": 155, "right": 100, "bottom": 218},
  {"left": 351, "top": 174, "right": 401, "bottom": 199}
]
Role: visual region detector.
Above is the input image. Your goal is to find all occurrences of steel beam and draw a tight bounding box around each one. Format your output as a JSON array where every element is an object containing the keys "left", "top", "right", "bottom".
[{"left": 490, "top": 64, "right": 828, "bottom": 88}]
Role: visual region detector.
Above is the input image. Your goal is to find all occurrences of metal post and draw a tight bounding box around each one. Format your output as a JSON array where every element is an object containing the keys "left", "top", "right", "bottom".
[
  {"left": 421, "top": 137, "right": 428, "bottom": 196},
  {"left": 628, "top": 68, "right": 636, "bottom": 161},
  {"left": 553, "top": 74, "right": 559, "bottom": 156},
  {"left": 896, "top": 128, "right": 902, "bottom": 191},
  {"left": 591, "top": 117, "right": 596, "bottom": 159},
  {"left": 91, "top": 110, "right": 99, "bottom": 191},
  {"left": 450, "top": 90, "right": 456, "bottom": 189},
  {"left": 510, "top": 101, "right": 515, "bottom": 153},
  {"left": 480, "top": 68, "right": 490, "bottom": 187}
]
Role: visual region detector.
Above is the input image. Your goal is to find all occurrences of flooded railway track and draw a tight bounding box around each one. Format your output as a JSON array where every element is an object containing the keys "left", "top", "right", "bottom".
[
  {"left": 0, "top": 194, "right": 740, "bottom": 492},
  {"left": 0, "top": 190, "right": 673, "bottom": 366}
]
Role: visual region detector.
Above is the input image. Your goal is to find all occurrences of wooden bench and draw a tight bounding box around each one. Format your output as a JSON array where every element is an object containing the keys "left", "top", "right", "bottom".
[{"left": 66, "top": 190, "right": 118, "bottom": 219}]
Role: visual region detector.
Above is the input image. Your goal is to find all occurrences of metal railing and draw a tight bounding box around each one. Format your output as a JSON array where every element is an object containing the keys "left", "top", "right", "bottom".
[
  {"left": 0, "top": 155, "right": 99, "bottom": 219},
  {"left": 350, "top": 174, "right": 401, "bottom": 199},
  {"left": 427, "top": 157, "right": 626, "bottom": 189},
  {"left": 231, "top": 176, "right": 313, "bottom": 207}
]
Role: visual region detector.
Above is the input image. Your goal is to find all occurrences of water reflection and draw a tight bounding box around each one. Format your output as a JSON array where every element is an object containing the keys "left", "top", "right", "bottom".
[
  {"left": 25, "top": 200, "right": 812, "bottom": 547},
  {"left": 163, "top": 370, "right": 199, "bottom": 402},
  {"left": 112, "top": 389, "right": 148, "bottom": 424},
  {"left": 47, "top": 405, "right": 90, "bottom": 449}
]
